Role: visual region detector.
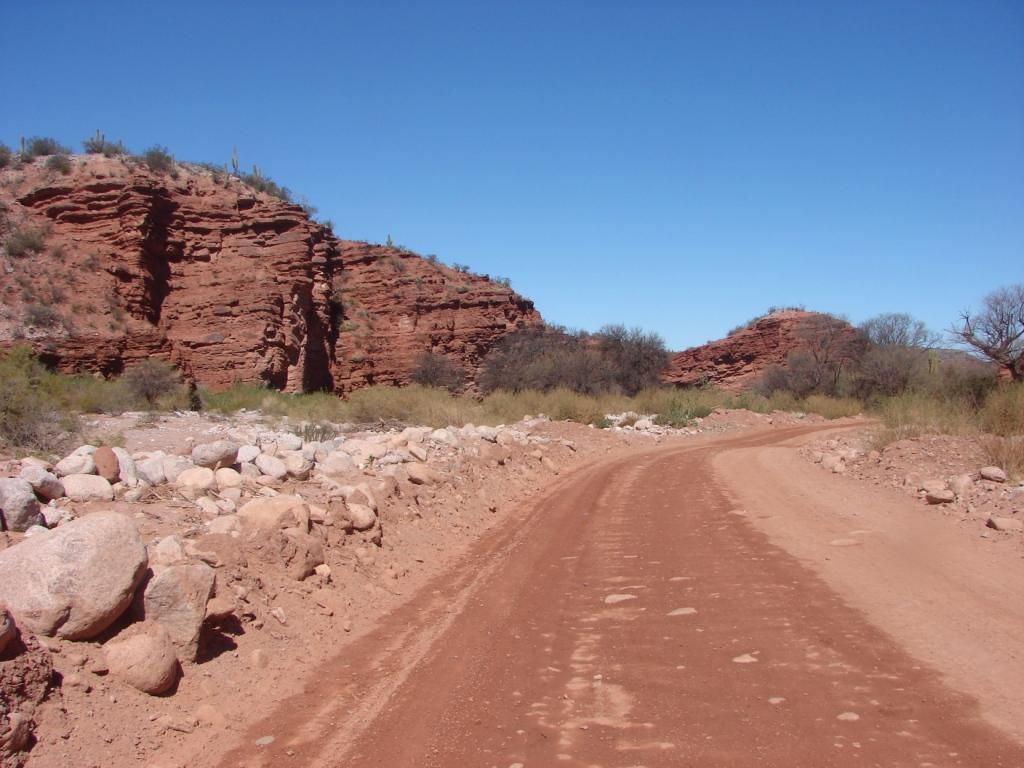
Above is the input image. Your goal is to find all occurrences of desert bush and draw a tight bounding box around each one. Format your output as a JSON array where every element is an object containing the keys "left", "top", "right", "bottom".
[
  {"left": 240, "top": 170, "right": 291, "bottom": 201},
  {"left": 202, "top": 384, "right": 348, "bottom": 423},
  {"left": 980, "top": 435, "right": 1024, "bottom": 480},
  {"left": 410, "top": 352, "right": 466, "bottom": 392},
  {"left": 979, "top": 383, "right": 1024, "bottom": 437},
  {"left": 755, "top": 314, "right": 866, "bottom": 398},
  {"left": 4, "top": 225, "right": 47, "bottom": 257},
  {"left": 0, "top": 142, "right": 11, "bottom": 168},
  {"left": 83, "top": 131, "right": 128, "bottom": 157},
  {"left": 802, "top": 394, "right": 861, "bottom": 419},
  {"left": 23, "top": 304, "right": 62, "bottom": 328},
  {"left": 0, "top": 346, "right": 78, "bottom": 454},
  {"left": 481, "top": 325, "right": 667, "bottom": 396},
  {"left": 123, "top": 359, "right": 181, "bottom": 406},
  {"left": 24, "top": 136, "right": 71, "bottom": 158},
  {"left": 597, "top": 324, "right": 670, "bottom": 396},
  {"left": 140, "top": 146, "right": 176, "bottom": 174},
  {"left": 45, "top": 153, "right": 72, "bottom": 174},
  {"left": 47, "top": 375, "right": 136, "bottom": 414}
]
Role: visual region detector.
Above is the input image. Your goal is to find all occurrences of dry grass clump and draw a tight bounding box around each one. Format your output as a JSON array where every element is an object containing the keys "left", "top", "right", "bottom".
[
  {"left": 870, "top": 383, "right": 1023, "bottom": 452},
  {"left": 979, "top": 383, "right": 1024, "bottom": 437},
  {"left": 980, "top": 435, "right": 1024, "bottom": 481}
]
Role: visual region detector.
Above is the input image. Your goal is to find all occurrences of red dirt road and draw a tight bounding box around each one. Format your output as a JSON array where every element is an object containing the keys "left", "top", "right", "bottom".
[{"left": 220, "top": 426, "right": 1024, "bottom": 767}]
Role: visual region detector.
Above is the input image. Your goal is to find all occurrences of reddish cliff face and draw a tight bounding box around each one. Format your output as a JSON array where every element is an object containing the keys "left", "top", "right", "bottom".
[
  {"left": 0, "top": 154, "right": 540, "bottom": 392},
  {"left": 663, "top": 310, "right": 860, "bottom": 391}
]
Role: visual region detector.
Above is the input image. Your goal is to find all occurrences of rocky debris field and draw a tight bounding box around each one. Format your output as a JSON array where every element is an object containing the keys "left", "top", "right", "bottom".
[
  {"left": 802, "top": 432, "right": 1024, "bottom": 541},
  {"left": 0, "top": 403, "right": 814, "bottom": 768}
]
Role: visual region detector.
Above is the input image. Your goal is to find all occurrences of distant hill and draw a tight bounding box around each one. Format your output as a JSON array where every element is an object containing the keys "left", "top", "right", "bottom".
[{"left": 662, "top": 310, "right": 860, "bottom": 390}]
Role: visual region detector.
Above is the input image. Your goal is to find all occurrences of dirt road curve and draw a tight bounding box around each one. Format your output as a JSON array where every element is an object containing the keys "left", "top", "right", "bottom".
[{"left": 220, "top": 425, "right": 1024, "bottom": 768}]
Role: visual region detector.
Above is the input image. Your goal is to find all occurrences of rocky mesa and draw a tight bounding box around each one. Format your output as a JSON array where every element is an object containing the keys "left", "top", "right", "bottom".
[
  {"left": 663, "top": 309, "right": 860, "bottom": 390},
  {"left": 0, "top": 154, "right": 540, "bottom": 392}
]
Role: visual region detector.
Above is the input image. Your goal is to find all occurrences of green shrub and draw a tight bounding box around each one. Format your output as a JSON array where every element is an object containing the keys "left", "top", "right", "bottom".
[
  {"left": 0, "top": 346, "right": 78, "bottom": 455},
  {"left": 123, "top": 359, "right": 181, "bottom": 406},
  {"left": 140, "top": 145, "right": 176, "bottom": 174},
  {"left": 4, "top": 226, "right": 47, "bottom": 257},
  {"left": 0, "top": 142, "right": 11, "bottom": 168},
  {"left": 45, "top": 153, "right": 72, "bottom": 174},
  {"left": 24, "top": 136, "right": 71, "bottom": 158}
]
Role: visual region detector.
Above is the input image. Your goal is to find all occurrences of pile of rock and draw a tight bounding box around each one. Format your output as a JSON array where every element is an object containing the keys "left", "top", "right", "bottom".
[
  {"left": 0, "top": 417, "right": 575, "bottom": 761},
  {"left": 809, "top": 437, "right": 1021, "bottom": 535}
]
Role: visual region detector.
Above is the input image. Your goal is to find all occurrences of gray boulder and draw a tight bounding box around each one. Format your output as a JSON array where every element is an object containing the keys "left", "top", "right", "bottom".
[
  {"left": 0, "top": 478, "right": 45, "bottom": 532},
  {"left": 19, "top": 465, "right": 64, "bottom": 501},
  {"left": 138, "top": 563, "right": 215, "bottom": 662},
  {"left": 255, "top": 453, "right": 288, "bottom": 480},
  {"left": 161, "top": 456, "right": 193, "bottom": 484},
  {"left": 0, "top": 511, "right": 148, "bottom": 639},
  {"left": 136, "top": 455, "right": 167, "bottom": 486},
  {"left": 191, "top": 440, "right": 239, "bottom": 469}
]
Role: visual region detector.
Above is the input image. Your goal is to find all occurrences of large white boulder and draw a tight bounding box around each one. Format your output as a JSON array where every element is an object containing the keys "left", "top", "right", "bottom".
[
  {"left": 54, "top": 453, "right": 95, "bottom": 477},
  {"left": 0, "top": 511, "right": 148, "bottom": 639},
  {"left": 62, "top": 474, "right": 115, "bottom": 502},
  {"left": 255, "top": 453, "right": 288, "bottom": 480}
]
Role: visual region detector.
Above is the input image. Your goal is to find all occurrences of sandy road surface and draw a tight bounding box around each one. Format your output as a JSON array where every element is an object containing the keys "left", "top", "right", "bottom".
[{"left": 219, "top": 425, "right": 1024, "bottom": 767}]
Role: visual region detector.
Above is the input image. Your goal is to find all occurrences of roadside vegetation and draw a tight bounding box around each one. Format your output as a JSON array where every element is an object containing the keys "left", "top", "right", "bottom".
[{"left": 2, "top": 283, "right": 1020, "bottom": 468}]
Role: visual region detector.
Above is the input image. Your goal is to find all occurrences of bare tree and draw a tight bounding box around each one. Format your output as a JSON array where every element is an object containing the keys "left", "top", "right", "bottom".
[
  {"left": 952, "top": 284, "right": 1024, "bottom": 381},
  {"left": 855, "top": 313, "right": 940, "bottom": 396},
  {"left": 860, "top": 312, "right": 940, "bottom": 348},
  {"left": 785, "top": 314, "right": 866, "bottom": 396}
]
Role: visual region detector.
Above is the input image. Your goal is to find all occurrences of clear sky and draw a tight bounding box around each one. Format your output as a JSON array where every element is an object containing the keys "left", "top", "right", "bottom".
[{"left": 2, "top": 1, "right": 1021, "bottom": 350}]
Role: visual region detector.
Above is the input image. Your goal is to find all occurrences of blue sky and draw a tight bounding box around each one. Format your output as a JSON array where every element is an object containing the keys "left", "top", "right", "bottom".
[{"left": 2, "top": 1, "right": 1021, "bottom": 349}]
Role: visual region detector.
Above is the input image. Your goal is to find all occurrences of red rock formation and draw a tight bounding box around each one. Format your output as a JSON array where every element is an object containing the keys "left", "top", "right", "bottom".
[
  {"left": 0, "top": 154, "right": 540, "bottom": 392},
  {"left": 663, "top": 310, "right": 861, "bottom": 391}
]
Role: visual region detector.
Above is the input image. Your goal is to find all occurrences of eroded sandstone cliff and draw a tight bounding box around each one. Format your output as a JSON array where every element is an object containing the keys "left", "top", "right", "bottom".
[{"left": 0, "top": 154, "right": 540, "bottom": 392}]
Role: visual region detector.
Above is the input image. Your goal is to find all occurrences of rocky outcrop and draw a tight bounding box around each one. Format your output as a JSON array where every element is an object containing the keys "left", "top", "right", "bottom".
[
  {"left": 0, "top": 154, "right": 541, "bottom": 392},
  {"left": 663, "top": 310, "right": 860, "bottom": 390}
]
